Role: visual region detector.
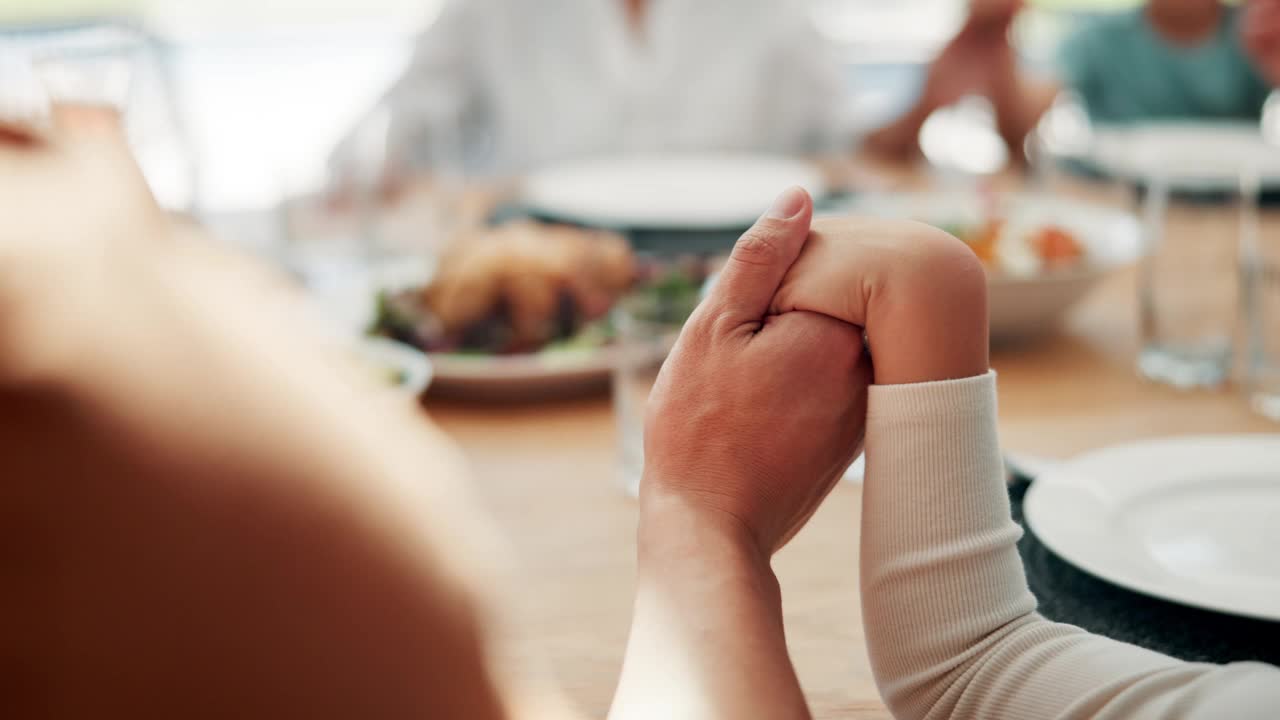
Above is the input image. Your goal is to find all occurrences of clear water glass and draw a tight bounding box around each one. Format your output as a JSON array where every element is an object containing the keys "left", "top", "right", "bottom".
[
  {"left": 1239, "top": 166, "right": 1280, "bottom": 420},
  {"left": 612, "top": 293, "right": 688, "bottom": 497},
  {"left": 1028, "top": 91, "right": 1129, "bottom": 211},
  {"left": 1135, "top": 172, "right": 1249, "bottom": 388},
  {"left": 282, "top": 98, "right": 462, "bottom": 324}
]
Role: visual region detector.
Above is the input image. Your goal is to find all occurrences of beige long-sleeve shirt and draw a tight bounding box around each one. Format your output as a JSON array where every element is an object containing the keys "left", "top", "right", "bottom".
[{"left": 861, "top": 372, "right": 1279, "bottom": 720}]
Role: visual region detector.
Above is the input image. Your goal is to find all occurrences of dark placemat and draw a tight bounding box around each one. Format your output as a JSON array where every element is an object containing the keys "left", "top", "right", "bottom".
[{"left": 1008, "top": 476, "right": 1280, "bottom": 666}]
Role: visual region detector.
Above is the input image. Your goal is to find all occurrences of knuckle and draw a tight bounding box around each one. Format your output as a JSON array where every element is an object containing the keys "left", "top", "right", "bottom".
[
  {"left": 683, "top": 307, "right": 719, "bottom": 341},
  {"left": 730, "top": 224, "right": 785, "bottom": 268},
  {"left": 708, "top": 308, "right": 750, "bottom": 339},
  {"left": 687, "top": 303, "right": 742, "bottom": 340}
]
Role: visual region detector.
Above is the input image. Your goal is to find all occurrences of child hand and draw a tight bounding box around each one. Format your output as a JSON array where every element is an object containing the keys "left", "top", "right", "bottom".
[{"left": 770, "top": 216, "right": 989, "bottom": 386}]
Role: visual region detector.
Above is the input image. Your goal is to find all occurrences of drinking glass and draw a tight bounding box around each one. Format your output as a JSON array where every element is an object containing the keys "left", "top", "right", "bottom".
[
  {"left": 1028, "top": 91, "right": 1128, "bottom": 210},
  {"left": 1134, "top": 169, "right": 1249, "bottom": 388},
  {"left": 612, "top": 280, "right": 700, "bottom": 497},
  {"left": 1239, "top": 166, "right": 1280, "bottom": 419},
  {"left": 28, "top": 21, "right": 195, "bottom": 211},
  {"left": 613, "top": 295, "right": 668, "bottom": 497},
  {"left": 282, "top": 98, "right": 464, "bottom": 327}
]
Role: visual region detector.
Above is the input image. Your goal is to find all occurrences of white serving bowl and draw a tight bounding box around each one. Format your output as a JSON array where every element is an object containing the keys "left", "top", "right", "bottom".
[{"left": 831, "top": 191, "right": 1142, "bottom": 342}]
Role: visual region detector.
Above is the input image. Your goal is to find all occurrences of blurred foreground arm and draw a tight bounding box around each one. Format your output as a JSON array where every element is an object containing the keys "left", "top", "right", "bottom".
[{"left": 0, "top": 110, "right": 574, "bottom": 720}]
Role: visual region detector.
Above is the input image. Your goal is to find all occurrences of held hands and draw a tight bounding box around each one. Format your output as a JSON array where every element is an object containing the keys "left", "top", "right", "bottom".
[
  {"left": 641, "top": 190, "right": 989, "bottom": 560},
  {"left": 640, "top": 188, "right": 872, "bottom": 556}
]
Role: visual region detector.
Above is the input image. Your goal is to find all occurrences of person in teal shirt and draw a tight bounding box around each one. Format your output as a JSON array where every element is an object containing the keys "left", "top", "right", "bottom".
[
  {"left": 867, "top": 0, "right": 1280, "bottom": 159},
  {"left": 1061, "top": 4, "right": 1271, "bottom": 123}
]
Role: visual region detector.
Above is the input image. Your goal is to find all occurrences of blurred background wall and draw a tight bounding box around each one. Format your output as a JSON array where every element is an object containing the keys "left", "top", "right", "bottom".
[{"left": 0, "top": 0, "right": 1143, "bottom": 217}]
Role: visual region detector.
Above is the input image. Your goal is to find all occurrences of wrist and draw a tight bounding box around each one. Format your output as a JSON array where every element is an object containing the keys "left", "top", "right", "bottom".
[{"left": 637, "top": 488, "right": 778, "bottom": 597}]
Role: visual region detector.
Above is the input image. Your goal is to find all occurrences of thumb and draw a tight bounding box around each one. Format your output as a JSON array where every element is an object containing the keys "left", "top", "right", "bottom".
[{"left": 704, "top": 185, "right": 813, "bottom": 327}]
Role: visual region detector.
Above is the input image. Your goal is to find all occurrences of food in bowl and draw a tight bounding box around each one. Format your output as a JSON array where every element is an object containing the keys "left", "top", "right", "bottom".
[
  {"left": 837, "top": 191, "right": 1142, "bottom": 341},
  {"left": 369, "top": 220, "right": 707, "bottom": 355},
  {"left": 936, "top": 215, "right": 1086, "bottom": 277}
]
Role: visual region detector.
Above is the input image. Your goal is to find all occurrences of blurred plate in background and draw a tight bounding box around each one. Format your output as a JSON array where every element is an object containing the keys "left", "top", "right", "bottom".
[
  {"left": 1025, "top": 435, "right": 1280, "bottom": 622},
  {"left": 521, "top": 153, "right": 828, "bottom": 230},
  {"left": 1084, "top": 123, "right": 1280, "bottom": 192},
  {"left": 833, "top": 191, "right": 1142, "bottom": 341}
]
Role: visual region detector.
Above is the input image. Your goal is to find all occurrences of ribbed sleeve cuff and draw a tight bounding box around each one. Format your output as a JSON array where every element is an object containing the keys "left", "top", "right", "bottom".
[{"left": 867, "top": 370, "right": 997, "bottom": 420}]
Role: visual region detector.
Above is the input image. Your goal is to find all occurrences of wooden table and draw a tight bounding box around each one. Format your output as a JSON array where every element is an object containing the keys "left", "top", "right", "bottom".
[{"left": 425, "top": 212, "right": 1278, "bottom": 720}]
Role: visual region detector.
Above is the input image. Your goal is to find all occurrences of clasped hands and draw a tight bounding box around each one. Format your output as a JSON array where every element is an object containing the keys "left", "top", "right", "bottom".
[{"left": 640, "top": 186, "right": 989, "bottom": 563}]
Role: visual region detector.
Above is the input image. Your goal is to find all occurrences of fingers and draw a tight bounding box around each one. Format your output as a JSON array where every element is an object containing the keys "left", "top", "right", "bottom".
[
  {"left": 701, "top": 186, "right": 813, "bottom": 329},
  {"left": 762, "top": 310, "right": 869, "bottom": 379}
]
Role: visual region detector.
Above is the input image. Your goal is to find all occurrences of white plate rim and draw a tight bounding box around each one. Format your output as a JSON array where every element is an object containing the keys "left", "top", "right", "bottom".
[
  {"left": 358, "top": 336, "right": 434, "bottom": 395},
  {"left": 521, "top": 152, "right": 829, "bottom": 230},
  {"left": 1076, "top": 122, "right": 1280, "bottom": 191},
  {"left": 1024, "top": 434, "right": 1280, "bottom": 621},
  {"left": 429, "top": 346, "right": 616, "bottom": 383},
  {"left": 428, "top": 332, "right": 678, "bottom": 386}
]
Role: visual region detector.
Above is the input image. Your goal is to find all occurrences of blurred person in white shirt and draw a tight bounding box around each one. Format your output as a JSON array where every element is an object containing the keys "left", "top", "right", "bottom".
[{"left": 332, "top": 0, "right": 849, "bottom": 183}]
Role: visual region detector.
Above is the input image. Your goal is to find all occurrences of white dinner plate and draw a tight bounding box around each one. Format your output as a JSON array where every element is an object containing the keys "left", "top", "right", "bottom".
[
  {"left": 832, "top": 192, "right": 1142, "bottom": 341},
  {"left": 1024, "top": 435, "right": 1280, "bottom": 621},
  {"left": 1084, "top": 123, "right": 1280, "bottom": 191},
  {"left": 521, "top": 153, "right": 828, "bottom": 230},
  {"left": 427, "top": 346, "right": 617, "bottom": 398}
]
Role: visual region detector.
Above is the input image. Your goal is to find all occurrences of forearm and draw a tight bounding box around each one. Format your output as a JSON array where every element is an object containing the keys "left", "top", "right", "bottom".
[
  {"left": 610, "top": 494, "right": 810, "bottom": 720},
  {"left": 862, "top": 373, "right": 1280, "bottom": 720},
  {"left": 988, "top": 60, "right": 1059, "bottom": 162},
  {"left": 863, "top": 105, "right": 933, "bottom": 159}
]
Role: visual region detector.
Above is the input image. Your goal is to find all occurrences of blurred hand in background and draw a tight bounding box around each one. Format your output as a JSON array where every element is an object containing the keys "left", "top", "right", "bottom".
[
  {"left": 865, "top": 0, "right": 1025, "bottom": 160},
  {"left": 1243, "top": 0, "right": 1280, "bottom": 86}
]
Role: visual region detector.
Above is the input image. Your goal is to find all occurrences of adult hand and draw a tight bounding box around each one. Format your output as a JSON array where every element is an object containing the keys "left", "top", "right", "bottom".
[
  {"left": 640, "top": 187, "right": 871, "bottom": 556},
  {"left": 1243, "top": 0, "right": 1280, "bottom": 87}
]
